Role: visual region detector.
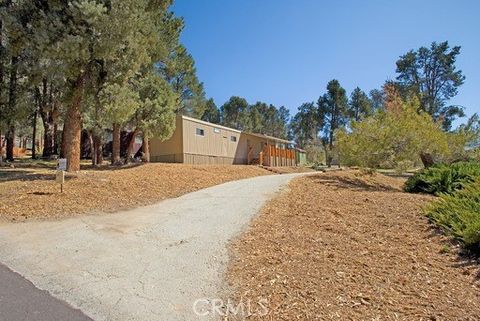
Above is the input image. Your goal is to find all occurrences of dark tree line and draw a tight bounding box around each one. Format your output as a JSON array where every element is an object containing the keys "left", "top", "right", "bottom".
[{"left": 200, "top": 96, "right": 290, "bottom": 139}]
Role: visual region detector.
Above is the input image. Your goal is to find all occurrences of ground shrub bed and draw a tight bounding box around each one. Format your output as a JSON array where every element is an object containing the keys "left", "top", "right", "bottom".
[
  {"left": 405, "top": 161, "right": 480, "bottom": 195},
  {"left": 426, "top": 179, "right": 480, "bottom": 252},
  {"left": 404, "top": 161, "right": 480, "bottom": 254}
]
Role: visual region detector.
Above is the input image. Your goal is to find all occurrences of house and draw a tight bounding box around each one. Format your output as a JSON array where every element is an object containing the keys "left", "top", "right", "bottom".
[{"left": 149, "top": 115, "right": 304, "bottom": 166}]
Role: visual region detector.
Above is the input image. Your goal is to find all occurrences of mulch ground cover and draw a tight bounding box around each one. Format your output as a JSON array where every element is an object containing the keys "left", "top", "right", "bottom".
[
  {"left": 226, "top": 170, "right": 480, "bottom": 320},
  {"left": 0, "top": 163, "right": 271, "bottom": 222}
]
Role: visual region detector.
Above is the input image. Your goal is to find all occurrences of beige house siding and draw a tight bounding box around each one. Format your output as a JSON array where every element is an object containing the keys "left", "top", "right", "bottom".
[
  {"left": 181, "top": 117, "right": 246, "bottom": 164},
  {"left": 149, "top": 115, "right": 296, "bottom": 166},
  {"left": 149, "top": 116, "right": 184, "bottom": 163}
]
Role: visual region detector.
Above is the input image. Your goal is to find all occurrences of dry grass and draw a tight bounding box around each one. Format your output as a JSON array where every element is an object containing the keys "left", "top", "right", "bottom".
[
  {"left": 226, "top": 170, "right": 480, "bottom": 320},
  {"left": 0, "top": 163, "right": 271, "bottom": 222}
]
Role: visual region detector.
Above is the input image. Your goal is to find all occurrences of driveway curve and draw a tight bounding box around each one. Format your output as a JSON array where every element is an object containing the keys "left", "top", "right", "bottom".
[{"left": 0, "top": 172, "right": 307, "bottom": 321}]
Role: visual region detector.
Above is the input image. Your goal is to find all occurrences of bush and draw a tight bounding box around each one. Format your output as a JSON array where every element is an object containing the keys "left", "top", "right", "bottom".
[
  {"left": 395, "top": 160, "right": 414, "bottom": 174},
  {"left": 304, "top": 144, "right": 325, "bottom": 164},
  {"left": 311, "top": 161, "right": 326, "bottom": 171},
  {"left": 425, "top": 180, "right": 480, "bottom": 252},
  {"left": 405, "top": 161, "right": 480, "bottom": 195},
  {"left": 336, "top": 98, "right": 449, "bottom": 169}
]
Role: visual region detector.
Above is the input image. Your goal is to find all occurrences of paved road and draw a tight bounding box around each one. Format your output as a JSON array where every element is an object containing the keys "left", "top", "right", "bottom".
[
  {"left": 0, "top": 173, "right": 307, "bottom": 321},
  {"left": 0, "top": 263, "right": 91, "bottom": 321}
]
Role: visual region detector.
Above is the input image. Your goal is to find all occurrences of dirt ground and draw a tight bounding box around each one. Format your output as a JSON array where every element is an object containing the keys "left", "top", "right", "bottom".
[
  {"left": 262, "top": 166, "right": 317, "bottom": 174},
  {"left": 226, "top": 170, "right": 480, "bottom": 320},
  {"left": 0, "top": 163, "right": 271, "bottom": 222}
]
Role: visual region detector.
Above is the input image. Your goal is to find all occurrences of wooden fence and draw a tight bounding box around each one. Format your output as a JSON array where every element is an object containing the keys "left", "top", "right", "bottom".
[{"left": 259, "top": 145, "right": 296, "bottom": 167}]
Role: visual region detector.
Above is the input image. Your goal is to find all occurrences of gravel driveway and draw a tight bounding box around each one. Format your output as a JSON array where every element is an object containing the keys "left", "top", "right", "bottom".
[{"left": 0, "top": 173, "right": 305, "bottom": 321}]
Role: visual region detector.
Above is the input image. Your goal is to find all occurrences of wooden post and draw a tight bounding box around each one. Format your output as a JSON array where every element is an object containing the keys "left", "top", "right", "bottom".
[
  {"left": 259, "top": 151, "right": 263, "bottom": 166},
  {"left": 266, "top": 144, "right": 270, "bottom": 166},
  {"left": 268, "top": 145, "right": 271, "bottom": 167},
  {"left": 273, "top": 147, "right": 277, "bottom": 167}
]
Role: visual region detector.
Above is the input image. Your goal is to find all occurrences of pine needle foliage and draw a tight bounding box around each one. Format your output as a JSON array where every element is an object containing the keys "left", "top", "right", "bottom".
[
  {"left": 405, "top": 162, "right": 480, "bottom": 195},
  {"left": 425, "top": 179, "right": 480, "bottom": 252}
]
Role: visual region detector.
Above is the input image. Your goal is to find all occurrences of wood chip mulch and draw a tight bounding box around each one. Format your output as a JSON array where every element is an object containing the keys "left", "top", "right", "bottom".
[
  {"left": 262, "top": 166, "right": 317, "bottom": 174},
  {"left": 226, "top": 170, "right": 480, "bottom": 321},
  {"left": 0, "top": 163, "right": 271, "bottom": 222}
]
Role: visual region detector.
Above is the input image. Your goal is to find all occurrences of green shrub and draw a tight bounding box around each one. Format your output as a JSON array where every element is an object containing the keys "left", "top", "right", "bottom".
[
  {"left": 395, "top": 160, "right": 414, "bottom": 174},
  {"left": 311, "top": 161, "right": 326, "bottom": 171},
  {"left": 425, "top": 180, "right": 480, "bottom": 252},
  {"left": 405, "top": 161, "right": 480, "bottom": 195}
]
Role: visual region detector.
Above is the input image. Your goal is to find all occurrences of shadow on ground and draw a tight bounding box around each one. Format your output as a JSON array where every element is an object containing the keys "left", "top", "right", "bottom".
[
  {"left": 79, "top": 162, "right": 144, "bottom": 172},
  {"left": 306, "top": 173, "right": 402, "bottom": 192},
  {"left": 0, "top": 170, "right": 54, "bottom": 182},
  {"left": 0, "top": 170, "right": 76, "bottom": 183}
]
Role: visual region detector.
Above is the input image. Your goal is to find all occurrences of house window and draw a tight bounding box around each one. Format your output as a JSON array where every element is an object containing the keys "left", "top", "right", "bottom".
[
  {"left": 196, "top": 128, "right": 205, "bottom": 136},
  {"left": 213, "top": 127, "right": 220, "bottom": 133},
  {"left": 230, "top": 136, "right": 237, "bottom": 142}
]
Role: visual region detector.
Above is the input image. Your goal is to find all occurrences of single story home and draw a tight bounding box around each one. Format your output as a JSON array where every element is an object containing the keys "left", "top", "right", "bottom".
[{"left": 150, "top": 115, "right": 305, "bottom": 166}]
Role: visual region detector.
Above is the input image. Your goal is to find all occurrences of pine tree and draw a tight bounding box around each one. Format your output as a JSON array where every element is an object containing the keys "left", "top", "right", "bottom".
[
  {"left": 220, "top": 96, "right": 250, "bottom": 130},
  {"left": 318, "top": 79, "right": 349, "bottom": 166},
  {"left": 201, "top": 98, "right": 220, "bottom": 124},
  {"left": 349, "top": 87, "right": 372, "bottom": 121}
]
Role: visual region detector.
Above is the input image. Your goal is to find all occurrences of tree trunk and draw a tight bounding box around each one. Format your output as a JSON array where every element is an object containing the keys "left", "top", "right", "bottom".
[
  {"left": 111, "top": 123, "right": 121, "bottom": 165},
  {"left": 32, "top": 108, "right": 38, "bottom": 159},
  {"left": 60, "top": 127, "right": 66, "bottom": 158},
  {"left": 63, "top": 102, "right": 82, "bottom": 171},
  {"left": 88, "top": 131, "right": 95, "bottom": 166},
  {"left": 322, "top": 142, "right": 332, "bottom": 168},
  {"left": 325, "top": 150, "right": 332, "bottom": 167},
  {"left": 42, "top": 120, "right": 55, "bottom": 157},
  {"left": 0, "top": 20, "right": 3, "bottom": 165},
  {"left": 141, "top": 134, "right": 150, "bottom": 163},
  {"left": 6, "top": 126, "right": 14, "bottom": 161},
  {"left": 327, "top": 129, "right": 335, "bottom": 168},
  {"left": 39, "top": 78, "right": 58, "bottom": 157},
  {"left": 93, "top": 133, "right": 103, "bottom": 166},
  {"left": 125, "top": 128, "right": 140, "bottom": 163},
  {"left": 0, "top": 129, "right": 3, "bottom": 164},
  {"left": 91, "top": 137, "right": 97, "bottom": 167},
  {"left": 5, "top": 56, "right": 17, "bottom": 162},
  {"left": 63, "top": 75, "right": 86, "bottom": 172},
  {"left": 92, "top": 134, "right": 103, "bottom": 166},
  {"left": 53, "top": 123, "right": 59, "bottom": 155},
  {"left": 420, "top": 152, "right": 435, "bottom": 168}
]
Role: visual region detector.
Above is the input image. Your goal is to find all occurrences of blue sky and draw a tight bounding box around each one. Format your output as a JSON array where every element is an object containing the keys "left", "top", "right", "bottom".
[{"left": 172, "top": 0, "right": 480, "bottom": 122}]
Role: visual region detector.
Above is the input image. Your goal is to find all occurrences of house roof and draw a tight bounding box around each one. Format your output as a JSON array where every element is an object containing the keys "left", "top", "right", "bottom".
[
  {"left": 243, "top": 132, "right": 293, "bottom": 144},
  {"left": 181, "top": 115, "right": 242, "bottom": 133},
  {"left": 181, "top": 115, "right": 293, "bottom": 144}
]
